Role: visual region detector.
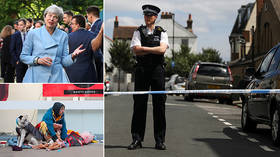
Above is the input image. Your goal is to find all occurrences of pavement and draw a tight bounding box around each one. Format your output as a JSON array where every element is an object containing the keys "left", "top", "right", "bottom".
[
  {"left": 0, "top": 143, "right": 103, "bottom": 157},
  {"left": 0, "top": 133, "right": 104, "bottom": 157}
]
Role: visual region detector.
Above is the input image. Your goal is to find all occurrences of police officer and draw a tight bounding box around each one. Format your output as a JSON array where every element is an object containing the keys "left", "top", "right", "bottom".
[{"left": 128, "top": 4, "right": 169, "bottom": 150}]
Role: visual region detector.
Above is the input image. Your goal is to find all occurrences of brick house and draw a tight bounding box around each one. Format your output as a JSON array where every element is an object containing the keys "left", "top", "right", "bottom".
[
  {"left": 229, "top": 0, "right": 280, "bottom": 88},
  {"left": 255, "top": 0, "right": 280, "bottom": 56}
]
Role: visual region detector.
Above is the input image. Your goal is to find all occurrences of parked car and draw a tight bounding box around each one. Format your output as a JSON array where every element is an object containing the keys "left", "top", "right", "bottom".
[
  {"left": 238, "top": 67, "right": 255, "bottom": 102},
  {"left": 238, "top": 67, "right": 255, "bottom": 89},
  {"left": 241, "top": 43, "right": 280, "bottom": 145},
  {"left": 184, "top": 62, "right": 234, "bottom": 104},
  {"left": 165, "top": 74, "right": 185, "bottom": 93}
]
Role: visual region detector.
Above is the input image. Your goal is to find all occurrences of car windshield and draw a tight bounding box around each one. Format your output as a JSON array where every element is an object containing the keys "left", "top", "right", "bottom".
[{"left": 197, "top": 64, "right": 229, "bottom": 77}]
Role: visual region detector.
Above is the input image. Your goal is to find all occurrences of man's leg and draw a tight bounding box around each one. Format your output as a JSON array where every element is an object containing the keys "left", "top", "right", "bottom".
[
  {"left": 4, "top": 64, "right": 15, "bottom": 83},
  {"left": 151, "top": 65, "right": 166, "bottom": 150},
  {"left": 16, "top": 62, "right": 27, "bottom": 83},
  {"left": 132, "top": 94, "right": 149, "bottom": 141},
  {"left": 129, "top": 66, "right": 150, "bottom": 149}
]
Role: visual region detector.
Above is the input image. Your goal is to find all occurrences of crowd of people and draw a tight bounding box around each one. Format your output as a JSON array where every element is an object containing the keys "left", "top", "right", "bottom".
[{"left": 0, "top": 4, "right": 103, "bottom": 83}]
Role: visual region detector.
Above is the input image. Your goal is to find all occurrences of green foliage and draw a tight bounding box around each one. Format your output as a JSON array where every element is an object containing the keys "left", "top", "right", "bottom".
[
  {"left": 165, "top": 45, "right": 195, "bottom": 76},
  {"left": 198, "top": 48, "right": 223, "bottom": 63},
  {"left": 165, "top": 45, "right": 223, "bottom": 77},
  {"left": 109, "top": 40, "right": 135, "bottom": 73},
  {"left": 0, "top": 0, "right": 103, "bottom": 30}
]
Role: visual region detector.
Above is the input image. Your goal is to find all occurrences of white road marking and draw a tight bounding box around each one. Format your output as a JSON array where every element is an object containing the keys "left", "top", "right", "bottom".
[
  {"left": 165, "top": 103, "right": 189, "bottom": 107},
  {"left": 223, "top": 122, "right": 232, "bottom": 126},
  {"left": 198, "top": 103, "right": 276, "bottom": 152},
  {"left": 247, "top": 138, "right": 259, "bottom": 143},
  {"left": 229, "top": 126, "right": 238, "bottom": 130},
  {"left": 238, "top": 132, "right": 248, "bottom": 136},
  {"left": 259, "top": 145, "right": 275, "bottom": 152},
  {"left": 196, "top": 105, "right": 232, "bottom": 110},
  {"left": 147, "top": 102, "right": 189, "bottom": 107}
]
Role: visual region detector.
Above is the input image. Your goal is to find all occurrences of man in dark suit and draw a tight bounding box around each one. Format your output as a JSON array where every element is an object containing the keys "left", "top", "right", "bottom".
[
  {"left": 65, "top": 15, "right": 103, "bottom": 82},
  {"left": 10, "top": 18, "right": 28, "bottom": 83},
  {"left": 63, "top": 11, "right": 73, "bottom": 33},
  {"left": 87, "top": 6, "right": 103, "bottom": 83}
]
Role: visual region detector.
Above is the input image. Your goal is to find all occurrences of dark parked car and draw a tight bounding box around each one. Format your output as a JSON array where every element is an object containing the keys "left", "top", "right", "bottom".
[
  {"left": 241, "top": 43, "right": 280, "bottom": 145},
  {"left": 238, "top": 67, "right": 255, "bottom": 89},
  {"left": 184, "top": 62, "right": 234, "bottom": 104}
]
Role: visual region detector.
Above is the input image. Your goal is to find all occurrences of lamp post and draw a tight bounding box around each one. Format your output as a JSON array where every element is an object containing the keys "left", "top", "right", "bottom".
[
  {"left": 250, "top": 26, "right": 255, "bottom": 67},
  {"left": 172, "top": 13, "right": 175, "bottom": 63}
]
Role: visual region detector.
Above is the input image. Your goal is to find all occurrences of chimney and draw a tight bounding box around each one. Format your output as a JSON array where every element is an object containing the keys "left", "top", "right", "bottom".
[
  {"left": 114, "top": 16, "right": 119, "bottom": 28},
  {"left": 161, "top": 11, "right": 173, "bottom": 19},
  {"left": 186, "top": 14, "right": 193, "bottom": 33}
]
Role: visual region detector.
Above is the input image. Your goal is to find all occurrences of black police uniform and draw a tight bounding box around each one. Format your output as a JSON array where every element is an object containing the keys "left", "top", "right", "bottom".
[{"left": 131, "top": 25, "right": 167, "bottom": 144}]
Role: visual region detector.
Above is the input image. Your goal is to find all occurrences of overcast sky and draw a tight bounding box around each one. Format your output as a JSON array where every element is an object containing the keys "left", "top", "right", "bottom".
[{"left": 104, "top": 0, "right": 255, "bottom": 62}]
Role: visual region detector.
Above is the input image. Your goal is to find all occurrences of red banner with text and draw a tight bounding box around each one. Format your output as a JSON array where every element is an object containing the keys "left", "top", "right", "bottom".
[{"left": 43, "top": 84, "right": 103, "bottom": 97}]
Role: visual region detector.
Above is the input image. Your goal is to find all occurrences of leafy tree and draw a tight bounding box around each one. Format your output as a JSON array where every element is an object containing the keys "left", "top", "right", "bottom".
[
  {"left": 198, "top": 48, "right": 223, "bottom": 63},
  {"left": 165, "top": 45, "right": 198, "bottom": 77},
  {"left": 109, "top": 40, "right": 135, "bottom": 91},
  {"left": 0, "top": 0, "right": 103, "bottom": 30}
]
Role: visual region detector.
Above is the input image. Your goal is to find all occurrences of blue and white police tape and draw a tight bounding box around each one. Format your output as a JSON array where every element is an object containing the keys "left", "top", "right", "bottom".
[{"left": 105, "top": 89, "right": 280, "bottom": 95}]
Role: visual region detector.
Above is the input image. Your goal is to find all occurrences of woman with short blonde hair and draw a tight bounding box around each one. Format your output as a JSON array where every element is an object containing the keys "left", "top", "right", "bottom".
[{"left": 0, "top": 25, "right": 14, "bottom": 39}]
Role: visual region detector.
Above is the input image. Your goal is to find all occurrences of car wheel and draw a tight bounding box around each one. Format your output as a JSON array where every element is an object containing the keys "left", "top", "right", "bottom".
[
  {"left": 241, "top": 101, "right": 257, "bottom": 132},
  {"left": 188, "top": 94, "right": 193, "bottom": 101},
  {"left": 184, "top": 94, "right": 193, "bottom": 101},
  {"left": 226, "top": 99, "right": 233, "bottom": 105},
  {"left": 184, "top": 95, "right": 188, "bottom": 101},
  {"left": 272, "top": 108, "right": 280, "bottom": 145},
  {"left": 218, "top": 99, "right": 224, "bottom": 104}
]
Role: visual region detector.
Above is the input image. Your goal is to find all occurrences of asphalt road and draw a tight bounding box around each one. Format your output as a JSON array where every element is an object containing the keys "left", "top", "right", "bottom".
[{"left": 105, "top": 95, "right": 280, "bottom": 157}]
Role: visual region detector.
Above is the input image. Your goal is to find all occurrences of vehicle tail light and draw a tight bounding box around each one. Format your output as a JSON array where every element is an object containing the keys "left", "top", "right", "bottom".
[
  {"left": 192, "top": 65, "right": 200, "bottom": 80},
  {"left": 228, "top": 66, "right": 234, "bottom": 83}
]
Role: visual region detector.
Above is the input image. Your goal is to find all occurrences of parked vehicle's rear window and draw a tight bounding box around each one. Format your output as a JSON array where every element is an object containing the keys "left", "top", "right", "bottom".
[{"left": 197, "top": 64, "right": 229, "bottom": 77}]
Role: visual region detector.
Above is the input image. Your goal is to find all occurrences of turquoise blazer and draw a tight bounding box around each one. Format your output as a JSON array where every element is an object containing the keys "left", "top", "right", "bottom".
[{"left": 20, "top": 25, "right": 74, "bottom": 83}]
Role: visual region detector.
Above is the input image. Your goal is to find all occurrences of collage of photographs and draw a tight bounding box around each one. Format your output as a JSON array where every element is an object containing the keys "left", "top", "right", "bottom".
[{"left": 1, "top": 0, "right": 280, "bottom": 156}]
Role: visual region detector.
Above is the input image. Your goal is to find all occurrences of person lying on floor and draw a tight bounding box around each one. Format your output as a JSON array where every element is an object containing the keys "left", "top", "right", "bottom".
[{"left": 36, "top": 102, "right": 67, "bottom": 145}]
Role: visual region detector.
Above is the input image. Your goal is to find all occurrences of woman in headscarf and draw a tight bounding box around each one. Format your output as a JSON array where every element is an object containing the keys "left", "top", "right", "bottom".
[{"left": 37, "top": 102, "right": 67, "bottom": 143}]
